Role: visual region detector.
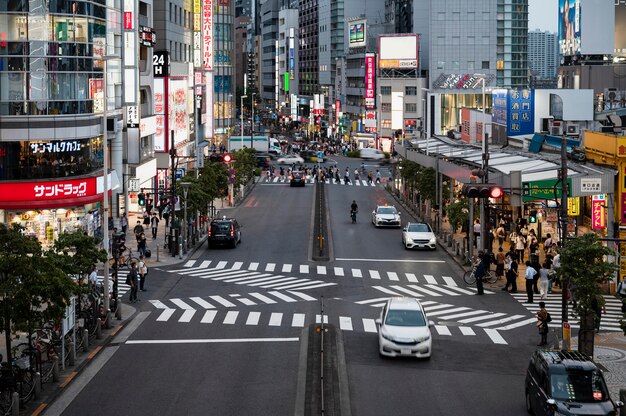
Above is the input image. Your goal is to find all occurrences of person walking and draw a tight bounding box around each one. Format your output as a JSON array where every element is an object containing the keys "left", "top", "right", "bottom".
[
  {"left": 138, "top": 255, "right": 148, "bottom": 291},
  {"left": 137, "top": 232, "right": 147, "bottom": 257},
  {"left": 127, "top": 262, "right": 139, "bottom": 303},
  {"left": 617, "top": 279, "right": 626, "bottom": 313},
  {"left": 495, "top": 247, "right": 505, "bottom": 280},
  {"left": 133, "top": 220, "right": 144, "bottom": 243},
  {"left": 503, "top": 253, "right": 518, "bottom": 293},
  {"left": 496, "top": 224, "right": 506, "bottom": 248},
  {"left": 538, "top": 262, "right": 550, "bottom": 300},
  {"left": 525, "top": 261, "right": 537, "bottom": 303},
  {"left": 515, "top": 232, "right": 526, "bottom": 263},
  {"left": 375, "top": 170, "right": 381, "bottom": 184},
  {"left": 473, "top": 219, "right": 481, "bottom": 248},
  {"left": 536, "top": 301, "right": 550, "bottom": 346},
  {"left": 120, "top": 213, "right": 128, "bottom": 234},
  {"left": 473, "top": 251, "right": 487, "bottom": 295},
  {"left": 88, "top": 264, "right": 98, "bottom": 290},
  {"left": 150, "top": 213, "right": 160, "bottom": 239}
]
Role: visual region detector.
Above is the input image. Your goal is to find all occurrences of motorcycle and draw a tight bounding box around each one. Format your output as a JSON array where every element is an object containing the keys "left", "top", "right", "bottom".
[{"left": 350, "top": 210, "right": 357, "bottom": 224}]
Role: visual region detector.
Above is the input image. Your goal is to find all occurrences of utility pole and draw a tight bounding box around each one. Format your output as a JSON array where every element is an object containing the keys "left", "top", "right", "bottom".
[
  {"left": 170, "top": 131, "right": 177, "bottom": 256},
  {"left": 479, "top": 76, "right": 489, "bottom": 252},
  {"left": 251, "top": 92, "right": 256, "bottom": 149},
  {"left": 560, "top": 134, "right": 569, "bottom": 323}
]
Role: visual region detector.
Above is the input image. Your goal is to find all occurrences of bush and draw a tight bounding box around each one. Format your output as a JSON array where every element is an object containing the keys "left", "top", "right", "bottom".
[
  {"left": 346, "top": 150, "right": 360, "bottom": 158},
  {"left": 384, "top": 152, "right": 390, "bottom": 159},
  {"left": 254, "top": 167, "right": 262, "bottom": 176}
]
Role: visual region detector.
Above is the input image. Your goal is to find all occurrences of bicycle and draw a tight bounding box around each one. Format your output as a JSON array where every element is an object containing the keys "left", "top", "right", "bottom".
[
  {"left": 463, "top": 265, "right": 497, "bottom": 285},
  {"left": 108, "top": 247, "right": 139, "bottom": 269}
]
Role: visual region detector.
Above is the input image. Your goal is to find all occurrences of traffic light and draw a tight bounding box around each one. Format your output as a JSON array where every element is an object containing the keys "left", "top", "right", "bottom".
[
  {"left": 461, "top": 183, "right": 503, "bottom": 199},
  {"left": 223, "top": 153, "right": 233, "bottom": 163},
  {"left": 529, "top": 210, "right": 537, "bottom": 223},
  {"left": 138, "top": 192, "right": 146, "bottom": 206},
  {"left": 146, "top": 197, "right": 153, "bottom": 214}
]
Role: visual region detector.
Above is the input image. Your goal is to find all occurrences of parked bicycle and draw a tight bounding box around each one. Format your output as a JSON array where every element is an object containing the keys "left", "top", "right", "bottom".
[{"left": 108, "top": 247, "right": 139, "bottom": 269}]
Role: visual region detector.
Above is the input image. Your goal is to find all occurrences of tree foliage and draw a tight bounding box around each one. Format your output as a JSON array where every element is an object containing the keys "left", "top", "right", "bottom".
[
  {"left": 398, "top": 160, "right": 449, "bottom": 205},
  {"left": 178, "top": 161, "right": 229, "bottom": 215},
  {"left": 231, "top": 148, "right": 257, "bottom": 187},
  {"left": 50, "top": 232, "right": 107, "bottom": 281},
  {"left": 445, "top": 198, "right": 469, "bottom": 233}
]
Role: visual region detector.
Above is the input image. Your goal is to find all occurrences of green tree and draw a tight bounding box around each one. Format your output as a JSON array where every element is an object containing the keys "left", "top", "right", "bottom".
[
  {"left": 0, "top": 224, "right": 78, "bottom": 366},
  {"left": 231, "top": 148, "right": 257, "bottom": 187},
  {"left": 50, "top": 232, "right": 107, "bottom": 282},
  {"left": 178, "top": 161, "right": 229, "bottom": 216},
  {"left": 558, "top": 233, "right": 619, "bottom": 354},
  {"left": 445, "top": 198, "right": 469, "bottom": 233}
]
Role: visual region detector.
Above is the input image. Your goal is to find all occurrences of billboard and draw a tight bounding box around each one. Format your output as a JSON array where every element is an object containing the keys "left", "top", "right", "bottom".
[
  {"left": 348, "top": 19, "right": 366, "bottom": 48},
  {"left": 378, "top": 35, "right": 419, "bottom": 69},
  {"left": 169, "top": 79, "right": 189, "bottom": 147},
  {"left": 203, "top": 0, "right": 213, "bottom": 70},
  {"left": 391, "top": 92, "right": 404, "bottom": 130},
  {"left": 364, "top": 53, "right": 376, "bottom": 109},
  {"left": 617, "top": 1, "right": 626, "bottom": 55},
  {"left": 490, "top": 89, "right": 535, "bottom": 136},
  {"left": 559, "top": 0, "right": 581, "bottom": 56},
  {"left": 154, "top": 78, "right": 166, "bottom": 151},
  {"left": 560, "top": 0, "right": 614, "bottom": 56}
]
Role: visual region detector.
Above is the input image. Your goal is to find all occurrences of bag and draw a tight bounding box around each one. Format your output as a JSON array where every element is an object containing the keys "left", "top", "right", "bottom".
[
  {"left": 545, "top": 313, "right": 552, "bottom": 323},
  {"left": 144, "top": 248, "right": 152, "bottom": 258},
  {"left": 125, "top": 275, "right": 131, "bottom": 285},
  {"left": 618, "top": 281, "right": 626, "bottom": 296}
]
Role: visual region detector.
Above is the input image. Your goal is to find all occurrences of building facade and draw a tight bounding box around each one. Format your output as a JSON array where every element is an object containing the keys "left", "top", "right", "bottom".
[{"left": 528, "top": 29, "right": 558, "bottom": 86}]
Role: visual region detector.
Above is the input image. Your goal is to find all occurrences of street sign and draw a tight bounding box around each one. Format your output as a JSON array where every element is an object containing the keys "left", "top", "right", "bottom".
[
  {"left": 175, "top": 168, "right": 186, "bottom": 180},
  {"left": 129, "top": 178, "right": 140, "bottom": 192},
  {"left": 229, "top": 177, "right": 235, "bottom": 183}
]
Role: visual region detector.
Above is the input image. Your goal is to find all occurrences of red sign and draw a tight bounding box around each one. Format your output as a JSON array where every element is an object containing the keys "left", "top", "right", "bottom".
[
  {"left": 124, "top": 12, "right": 133, "bottom": 30},
  {"left": 365, "top": 53, "right": 376, "bottom": 109},
  {"left": 203, "top": 0, "right": 214, "bottom": 70},
  {"left": 0, "top": 177, "right": 104, "bottom": 209},
  {"left": 592, "top": 196, "right": 606, "bottom": 230}
]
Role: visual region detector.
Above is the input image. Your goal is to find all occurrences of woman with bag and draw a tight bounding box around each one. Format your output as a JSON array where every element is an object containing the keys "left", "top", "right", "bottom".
[
  {"left": 536, "top": 302, "right": 551, "bottom": 346},
  {"left": 138, "top": 255, "right": 148, "bottom": 291}
]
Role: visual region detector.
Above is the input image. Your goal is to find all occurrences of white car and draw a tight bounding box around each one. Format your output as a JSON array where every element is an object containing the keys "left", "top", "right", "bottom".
[
  {"left": 371, "top": 205, "right": 401, "bottom": 228},
  {"left": 402, "top": 222, "right": 437, "bottom": 250},
  {"left": 277, "top": 154, "right": 304, "bottom": 165},
  {"left": 360, "top": 148, "right": 385, "bottom": 160},
  {"left": 376, "top": 297, "right": 433, "bottom": 358}
]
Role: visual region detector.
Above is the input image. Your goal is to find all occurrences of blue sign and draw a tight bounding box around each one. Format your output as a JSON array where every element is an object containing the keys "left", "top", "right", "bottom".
[
  {"left": 317, "top": 151, "right": 324, "bottom": 160},
  {"left": 490, "top": 89, "right": 535, "bottom": 136},
  {"left": 175, "top": 168, "right": 185, "bottom": 180},
  {"left": 491, "top": 89, "right": 509, "bottom": 127}
]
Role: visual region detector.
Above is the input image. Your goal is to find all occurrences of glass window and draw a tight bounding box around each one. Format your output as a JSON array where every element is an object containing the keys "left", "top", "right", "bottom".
[
  {"left": 380, "top": 86, "right": 391, "bottom": 95},
  {"left": 381, "top": 103, "right": 390, "bottom": 112},
  {"left": 405, "top": 86, "right": 417, "bottom": 96},
  {"left": 405, "top": 103, "right": 417, "bottom": 113},
  {"left": 385, "top": 309, "right": 425, "bottom": 327},
  {"left": 550, "top": 370, "right": 609, "bottom": 403},
  {"left": 482, "top": 61, "right": 490, "bottom": 69}
]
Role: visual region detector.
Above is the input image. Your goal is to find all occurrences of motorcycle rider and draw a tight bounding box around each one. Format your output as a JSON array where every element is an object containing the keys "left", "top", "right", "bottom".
[{"left": 350, "top": 200, "right": 358, "bottom": 221}]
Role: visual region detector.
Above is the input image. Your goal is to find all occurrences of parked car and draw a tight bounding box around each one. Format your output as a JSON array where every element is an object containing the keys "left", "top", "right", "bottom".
[
  {"left": 360, "top": 148, "right": 385, "bottom": 160},
  {"left": 372, "top": 205, "right": 401, "bottom": 228},
  {"left": 376, "top": 297, "right": 434, "bottom": 358},
  {"left": 402, "top": 222, "right": 437, "bottom": 250},
  {"left": 525, "top": 349, "right": 623, "bottom": 416},
  {"left": 290, "top": 171, "right": 306, "bottom": 187},
  {"left": 208, "top": 217, "right": 241, "bottom": 249},
  {"left": 277, "top": 154, "right": 304, "bottom": 165}
]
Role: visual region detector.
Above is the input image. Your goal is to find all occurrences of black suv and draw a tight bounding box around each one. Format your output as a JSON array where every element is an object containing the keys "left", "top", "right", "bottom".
[
  {"left": 525, "top": 350, "right": 623, "bottom": 415},
  {"left": 290, "top": 171, "right": 306, "bottom": 187},
  {"left": 208, "top": 217, "right": 241, "bottom": 249}
]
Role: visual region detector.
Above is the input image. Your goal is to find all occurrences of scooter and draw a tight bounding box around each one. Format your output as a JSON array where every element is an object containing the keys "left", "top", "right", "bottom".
[{"left": 350, "top": 210, "right": 357, "bottom": 224}]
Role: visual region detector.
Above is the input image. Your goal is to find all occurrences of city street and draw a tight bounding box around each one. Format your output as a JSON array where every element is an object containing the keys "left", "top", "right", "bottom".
[{"left": 52, "top": 158, "right": 557, "bottom": 415}]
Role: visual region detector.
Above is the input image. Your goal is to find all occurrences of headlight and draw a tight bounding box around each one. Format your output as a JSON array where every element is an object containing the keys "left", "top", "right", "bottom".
[
  {"left": 381, "top": 331, "right": 395, "bottom": 341},
  {"left": 429, "top": 237, "right": 436, "bottom": 243},
  {"left": 417, "top": 335, "right": 430, "bottom": 342}
]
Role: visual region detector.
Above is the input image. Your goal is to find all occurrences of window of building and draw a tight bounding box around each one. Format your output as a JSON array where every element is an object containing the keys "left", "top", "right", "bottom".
[
  {"left": 380, "top": 86, "right": 391, "bottom": 95},
  {"left": 381, "top": 103, "right": 391, "bottom": 112},
  {"left": 482, "top": 61, "right": 490, "bottom": 69},
  {"left": 405, "top": 86, "right": 417, "bottom": 96},
  {"left": 382, "top": 119, "right": 391, "bottom": 129},
  {"left": 437, "top": 61, "right": 445, "bottom": 70},
  {"left": 405, "top": 103, "right": 417, "bottom": 113},
  {"left": 169, "top": 3, "right": 173, "bottom": 22}
]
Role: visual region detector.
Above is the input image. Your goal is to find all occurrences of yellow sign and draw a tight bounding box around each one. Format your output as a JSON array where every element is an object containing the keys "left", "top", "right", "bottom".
[
  {"left": 621, "top": 259, "right": 626, "bottom": 275},
  {"left": 562, "top": 322, "right": 571, "bottom": 351},
  {"left": 567, "top": 197, "right": 580, "bottom": 216}
]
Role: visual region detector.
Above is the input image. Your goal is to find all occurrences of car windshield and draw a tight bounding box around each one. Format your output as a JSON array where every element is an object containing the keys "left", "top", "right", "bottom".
[
  {"left": 550, "top": 370, "right": 609, "bottom": 402},
  {"left": 407, "top": 224, "right": 431, "bottom": 233},
  {"left": 384, "top": 309, "right": 426, "bottom": 327},
  {"left": 377, "top": 207, "right": 397, "bottom": 215}
]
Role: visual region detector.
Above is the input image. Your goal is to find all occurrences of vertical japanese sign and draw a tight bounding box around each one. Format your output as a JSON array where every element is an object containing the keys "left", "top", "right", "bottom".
[
  {"left": 123, "top": 0, "right": 137, "bottom": 105},
  {"left": 508, "top": 89, "right": 534, "bottom": 135},
  {"left": 289, "top": 28, "right": 295, "bottom": 80},
  {"left": 123, "top": 0, "right": 134, "bottom": 30},
  {"left": 203, "top": 0, "right": 214, "bottom": 71},
  {"left": 365, "top": 53, "right": 376, "bottom": 109},
  {"left": 153, "top": 78, "right": 166, "bottom": 151},
  {"left": 592, "top": 194, "right": 606, "bottom": 230},
  {"left": 169, "top": 79, "right": 189, "bottom": 147},
  {"left": 193, "top": 0, "right": 201, "bottom": 68}
]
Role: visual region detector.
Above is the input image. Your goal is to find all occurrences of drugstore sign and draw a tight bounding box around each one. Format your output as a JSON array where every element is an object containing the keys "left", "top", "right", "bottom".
[{"left": 0, "top": 177, "right": 108, "bottom": 209}]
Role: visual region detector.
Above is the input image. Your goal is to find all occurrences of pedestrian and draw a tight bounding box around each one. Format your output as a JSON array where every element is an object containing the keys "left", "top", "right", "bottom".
[
  {"left": 150, "top": 213, "right": 160, "bottom": 239},
  {"left": 120, "top": 213, "right": 128, "bottom": 234},
  {"left": 375, "top": 170, "right": 381, "bottom": 184},
  {"left": 515, "top": 232, "right": 526, "bottom": 263},
  {"left": 127, "top": 262, "right": 139, "bottom": 303},
  {"left": 88, "top": 264, "right": 98, "bottom": 290},
  {"left": 524, "top": 261, "right": 537, "bottom": 303},
  {"left": 495, "top": 247, "right": 505, "bottom": 279},
  {"left": 543, "top": 233, "right": 554, "bottom": 254},
  {"left": 142, "top": 209, "right": 150, "bottom": 225},
  {"left": 473, "top": 251, "right": 487, "bottom": 295},
  {"left": 539, "top": 262, "right": 550, "bottom": 299},
  {"left": 503, "top": 253, "right": 518, "bottom": 293},
  {"left": 591, "top": 294, "right": 606, "bottom": 333},
  {"left": 528, "top": 229, "right": 538, "bottom": 255},
  {"left": 367, "top": 171, "right": 373, "bottom": 184},
  {"left": 496, "top": 224, "right": 506, "bottom": 248},
  {"left": 138, "top": 255, "right": 148, "bottom": 291},
  {"left": 473, "top": 219, "right": 481, "bottom": 248},
  {"left": 536, "top": 301, "right": 550, "bottom": 346},
  {"left": 133, "top": 220, "right": 144, "bottom": 243},
  {"left": 137, "top": 232, "right": 147, "bottom": 257},
  {"left": 617, "top": 279, "right": 626, "bottom": 313},
  {"left": 344, "top": 168, "right": 351, "bottom": 184},
  {"left": 552, "top": 250, "right": 561, "bottom": 288},
  {"left": 163, "top": 204, "right": 170, "bottom": 227}
]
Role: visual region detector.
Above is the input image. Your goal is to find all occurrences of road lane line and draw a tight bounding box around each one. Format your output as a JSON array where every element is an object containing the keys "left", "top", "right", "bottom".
[
  {"left": 362, "top": 319, "right": 377, "bottom": 333},
  {"left": 156, "top": 309, "right": 176, "bottom": 322},
  {"left": 248, "top": 292, "right": 277, "bottom": 304},
  {"left": 460, "top": 326, "right": 476, "bottom": 336},
  {"left": 126, "top": 338, "right": 300, "bottom": 344},
  {"left": 209, "top": 296, "right": 236, "bottom": 307},
  {"left": 178, "top": 310, "right": 196, "bottom": 323},
  {"left": 484, "top": 329, "right": 508, "bottom": 344},
  {"left": 434, "top": 325, "right": 452, "bottom": 336},
  {"left": 339, "top": 317, "right": 353, "bottom": 331},
  {"left": 292, "top": 313, "right": 306, "bottom": 327},
  {"left": 223, "top": 311, "right": 239, "bottom": 324},
  {"left": 189, "top": 297, "right": 215, "bottom": 309},
  {"left": 246, "top": 312, "right": 261, "bottom": 325},
  {"left": 201, "top": 310, "right": 217, "bottom": 323},
  {"left": 335, "top": 258, "right": 445, "bottom": 263},
  {"left": 269, "top": 313, "right": 283, "bottom": 326}
]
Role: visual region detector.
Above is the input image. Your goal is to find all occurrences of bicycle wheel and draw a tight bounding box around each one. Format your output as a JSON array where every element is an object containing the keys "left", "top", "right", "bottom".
[
  {"left": 16, "top": 369, "right": 35, "bottom": 405},
  {"left": 126, "top": 256, "right": 140, "bottom": 268},
  {"left": 487, "top": 271, "right": 498, "bottom": 284},
  {"left": 463, "top": 270, "right": 476, "bottom": 285}
]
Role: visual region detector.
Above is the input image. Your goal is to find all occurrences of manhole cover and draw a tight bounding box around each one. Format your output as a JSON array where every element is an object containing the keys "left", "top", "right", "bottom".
[{"left": 594, "top": 347, "right": 626, "bottom": 362}]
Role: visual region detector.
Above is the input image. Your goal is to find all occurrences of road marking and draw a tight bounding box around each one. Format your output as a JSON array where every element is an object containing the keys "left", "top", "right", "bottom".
[
  {"left": 216, "top": 261, "right": 228, "bottom": 269},
  {"left": 386, "top": 285, "right": 423, "bottom": 298},
  {"left": 334, "top": 267, "right": 344, "bottom": 276},
  {"left": 126, "top": 337, "right": 300, "bottom": 344},
  {"left": 248, "top": 292, "right": 277, "bottom": 304},
  {"left": 201, "top": 310, "right": 217, "bottom": 323},
  {"left": 149, "top": 300, "right": 169, "bottom": 309},
  {"left": 157, "top": 309, "right": 176, "bottom": 322},
  {"left": 246, "top": 312, "right": 261, "bottom": 325},
  {"left": 335, "top": 258, "right": 445, "bottom": 263},
  {"left": 442, "top": 276, "right": 457, "bottom": 286},
  {"left": 496, "top": 318, "right": 538, "bottom": 331},
  {"left": 362, "top": 319, "right": 377, "bottom": 333},
  {"left": 282, "top": 264, "right": 292, "bottom": 273},
  {"left": 460, "top": 326, "right": 476, "bottom": 336},
  {"left": 423, "top": 304, "right": 454, "bottom": 312},
  {"left": 423, "top": 274, "right": 437, "bottom": 284},
  {"left": 428, "top": 307, "right": 470, "bottom": 317},
  {"left": 220, "top": 273, "right": 270, "bottom": 282},
  {"left": 316, "top": 314, "right": 329, "bottom": 324},
  {"left": 300, "top": 265, "right": 309, "bottom": 274},
  {"left": 352, "top": 269, "right": 362, "bottom": 278},
  {"left": 179, "top": 310, "right": 196, "bottom": 323},
  {"left": 317, "top": 266, "right": 327, "bottom": 275},
  {"left": 423, "top": 285, "right": 463, "bottom": 296},
  {"left": 372, "top": 286, "right": 401, "bottom": 296},
  {"left": 434, "top": 325, "right": 452, "bottom": 336},
  {"left": 269, "top": 281, "right": 336, "bottom": 291},
  {"left": 292, "top": 313, "right": 306, "bottom": 327},
  {"left": 339, "top": 316, "right": 353, "bottom": 331},
  {"left": 248, "top": 262, "right": 259, "bottom": 271},
  {"left": 288, "top": 291, "right": 317, "bottom": 301},
  {"left": 223, "top": 311, "right": 239, "bottom": 324},
  {"left": 233, "top": 275, "right": 287, "bottom": 285},
  {"left": 200, "top": 260, "right": 212, "bottom": 268},
  {"left": 234, "top": 297, "right": 256, "bottom": 306},
  {"left": 189, "top": 297, "right": 215, "bottom": 309},
  {"left": 458, "top": 312, "right": 506, "bottom": 324},
  {"left": 232, "top": 262, "right": 243, "bottom": 270},
  {"left": 209, "top": 296, "right": 236, "bottom": 307},
  {"left": 355, "top": 181, "right": 361, "bottom": 186},
  {"left": 406, "top": 284, "right": 441, "bottom": 297},
  {"left": 170, "top": 298, "right": 194, "bottom": 309},
  {"left": 252, "top": 277, "right": 299, "bottom": 287},
  {"left": 477, "top": 314, "right": 528, "bottom": 328},
  {"left": 484, "top": 328, "right": 507, "bottom": 344},
  {"left": 269, "top": 313, "right": 283, "bottom": 326},
  {"left": 387, "top": 272, "right": 399, "bottom": 281},
  {"left": 369, "top": 270, "right": 381, "bottom": 279},
  {"left": 356, "top": 297, "right": 390, "bottom": 306},
  {"left": 438, "top": 310, "right": 484, "bottom": 320},
  {"left": 265, "top": 263, "right": 276, "bottom": 272},
  {"left": 405, "top": 273, "right": 418, "bottom": 282},
  {"left": 184, "top": 260, "right": 196, "bottom": 267}
]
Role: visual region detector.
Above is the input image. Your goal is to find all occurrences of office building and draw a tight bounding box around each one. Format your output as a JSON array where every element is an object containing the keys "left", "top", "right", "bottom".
[{"left": 528, "top": 30, "right": 558, "bottom": 87}]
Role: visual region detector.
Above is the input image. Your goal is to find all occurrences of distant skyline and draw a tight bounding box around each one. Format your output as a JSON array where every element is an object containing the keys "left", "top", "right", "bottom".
[{"left": 529, "top": 0, "right": 558, "bottom": 32}]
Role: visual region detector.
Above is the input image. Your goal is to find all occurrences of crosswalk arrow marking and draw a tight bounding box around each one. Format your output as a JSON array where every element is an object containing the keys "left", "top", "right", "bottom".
[
  {"left": 157, "top": 309, "right": 176, "bottom": 322},
  {"left": 201, "top": 310, "right": 217, "bottom": 323},
  {"left": 179, "top": 310, "right": 196, "bottom": 323},
  {"left": 170, "top": 298, "right": 195, "bottom": 309},
  {"left": 149, "top": 300, "right": 170, "bottom": 309},
  {"left": 189, "top": 297, "right": 215, "bottom": 309}
]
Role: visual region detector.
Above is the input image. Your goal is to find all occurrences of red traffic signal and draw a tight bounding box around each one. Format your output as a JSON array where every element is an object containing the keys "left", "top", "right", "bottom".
[
  {"left": 461, "top": 183, "right": 503, "bottom": 199},
  {"left": 223, "top": 154, "right": 232, "bottom": 163}
]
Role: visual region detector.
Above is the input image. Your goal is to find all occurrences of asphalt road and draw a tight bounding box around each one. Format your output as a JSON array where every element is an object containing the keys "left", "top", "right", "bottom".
[{"left": 52, "top": 155, "right": 539, "bottom": 416}]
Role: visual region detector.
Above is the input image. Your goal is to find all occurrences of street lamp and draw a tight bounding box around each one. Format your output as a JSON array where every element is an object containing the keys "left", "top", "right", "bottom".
[
  {"left": 240, "top": 95, "right": 247, "bottom": 139},
  {"left": 475, "top": 74, "right": 489, "bottom": 252},
  {"left": 180, "top": 182, "right": 191, "bottom": 253},
  {"left": 251, "top": 92, "right": 256, "bottom": 149},
  {"left": 421, "top": 88, "right": 431, "bottom": 156}
]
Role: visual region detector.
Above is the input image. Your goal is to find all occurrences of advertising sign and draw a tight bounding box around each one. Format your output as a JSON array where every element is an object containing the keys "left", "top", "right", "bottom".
[
  {"left": 616, "top": 1, "right": 626, "bottom": 55},
  {"left": 364, "top": 110, "right": 377, "bottom": 130},
  {"left": 169, "top": 79, "right": 189, "bottom": 147},
  {"left": 205, "top": 74, "right": 214, "bottom": 140},
  {"left": 349, "top": 19, "right": 366, "bottom": 48},
  {"left": 558, "top": 0, "right": 581, "bottom": 56},
  {"left": 126, "top": 105, "right": 139, "bottom": 128},
  {"left": 433, "top": 73, "right": 496, "bottom": 90},
  {"left": 289, "top": 28, "right": 295, "bottom": 79},
  {"left": 123, "top": 0, "right": 134, "bottom": 30},
  {"left": 378, "top": 35, "right": 419, "bottom": 69},
  {"left": 491, "top": 89, "right": 509, "bottom": 126},
  {"left": 153, "top": 78, "right": 166, "bottom": 151},
  {"left": 0, "top": 177, "right": 98, "bottom": 207},
  {"left": 153, "top": 51, "right": 170, "bottom": 77},
  {"left": 365, "top": 53, "right": 376, "bottom": 109},
  {"left": 567, "top": 197, "right": 580, "bottom": 216},
  {"left": 581, "top": 178, "right": 602, "bottom": 193},
  {"left": 89, "top": 79, "right": 104, "bottom": 113},
  {"left": 592, "top": 194, "right": 606, "bottom": 230},
  {"left": 203, "top": 0, "right": 214, "bottom": 70},
  {"left": 391, "top": 92, "right": 404, "bottom": 130},
  {"left": 508, "top": 89, "right": 534, "bottom": 135},
  {"left": 522, "top": 178, "right": 572, "bottom": 201}
]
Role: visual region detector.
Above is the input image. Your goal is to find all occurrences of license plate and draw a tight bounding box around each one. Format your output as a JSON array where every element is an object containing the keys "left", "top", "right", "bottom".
[{"left": 401, "top": 348, "right": 411, "bottom": 355}]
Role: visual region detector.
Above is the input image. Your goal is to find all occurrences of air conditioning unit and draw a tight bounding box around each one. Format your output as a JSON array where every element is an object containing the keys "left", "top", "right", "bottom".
[
  {"left": 565, "top": 124, "right": 580, "bottom": 136},
  {"left": 549, "top": 120, "right": 563, "bottom": 136},
  {"left": 605, "top": 88, "right": 621, "bottom": 102}
]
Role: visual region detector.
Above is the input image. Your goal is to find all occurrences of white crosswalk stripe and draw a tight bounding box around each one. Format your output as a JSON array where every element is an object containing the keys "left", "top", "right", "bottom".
[
  {"left": 264, "top": 176, "right": 381, "bottom": 187},
  {"left": 317, "top": 266, "right": 327, "bottom": 275},
  {"left": 223, "top": 311, "right": 239, "bottom": 324},
  {"left": 179, "top": 310, "right": 196, "bottom": 323},
  {"left": 209, "top": 296, "right": 237, "bottom": 307},
  {"left": 189, "top": 297, "right": 215, "bottom": 309},
  {"left": 170, "top": 298, "right": 194, "bottom": 309},
  {"left": 334, "top": 267, "right": 344, "bottom": 276},
  {"left": 362, "top": 318, "right": 377, "bottom": 333},
  {"left": 460, "top": 326, "right": 476, "bottom": 336},
  {"left": 369, "top": 270, "right": 381, "bottom": 280},
  {"left": 149, "top": 300, "right": 169, "bottom": 309},
  {"left": 405, "top": 273, "right": 418, "bottom": 282},
  {"left": 300, "top": 265, "right": 309, "bottom": 274},
  {"left": 248, "top": 292, "right": 277, "bottom": 304},
  {"left": 292, "top": 313, "right": 306, "bottom": 327},
  {"left": 232, "top": 262, "right": 243, "bottom": 270},
  {"left": 201, "top": 310, "right": 217, "bottom": 323},
  {"left": 387, "top": 272, "right": 399, "bottom": 281},
  {"left": 216, "top": 261, "right": 228, "bottom": 269},
  {"left": 424, "top": 274, "right": 437, "bottom": 285},
  {"left": 249, "top": 262, "right": 259, "bottom": 271},
  {"left": 339, "top": 316, "right": 353, "bottom": 331},
  {"left": 265, "top": 263, "right": 276, "bottom": 272},
  {"left": 282, "top": 264, "right": 292, "bottom": 273},
  {"left": 352, "top": 269, "right": 363, "bottom": 278},
  {"left": 230, "top": 295, "right": 256, "bottom": 306},
  {"left": 269, "top": 313, "right": 283, "bottom": 326},
  {"left": 157, "top": 309, "right": 176, "bottom": 322},
  {"left": 246, "top": 312, "right": 261, "bottom": 325}
]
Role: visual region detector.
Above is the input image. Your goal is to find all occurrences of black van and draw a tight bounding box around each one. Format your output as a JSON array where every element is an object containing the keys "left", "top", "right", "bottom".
[{"left": 525, "top": 350, "right": 623, "bottom": 415}]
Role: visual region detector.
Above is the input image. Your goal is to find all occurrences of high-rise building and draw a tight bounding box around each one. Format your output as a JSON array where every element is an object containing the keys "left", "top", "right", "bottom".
[
  {"left": 497, "top": 0, "right": 529, "bottom": 89},
  {"left": 528, "top": 30, "right": 558, "bottom": 85},
  {"left": 299, "top": 0, "right": 319, "bottom": 97},
  {"left": 260, "top": 0, "right": 280, "bottom": 105}
]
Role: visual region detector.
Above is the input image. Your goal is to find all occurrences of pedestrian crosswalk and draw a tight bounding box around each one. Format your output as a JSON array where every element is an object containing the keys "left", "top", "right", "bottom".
[
  {"left": 512, "top": 293, "right": 625, "bottom": 332},
  {"left": 145, "top": 304, "right": 510, "bottom": 344},
  {"left": 149, "top": 290, "right": 318, "bottom": 311},
  {"left": 260, "top": 176, "right": 381, "bottom": 187},
  {"left": 97, "top": 272, "right": 132, "bottom": 298},
  {"left": 170, "top": 260, "right": 459, "bottom": 286},
  {"left": 370, "top": 284, "right": 489, "bottom": 298}
]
